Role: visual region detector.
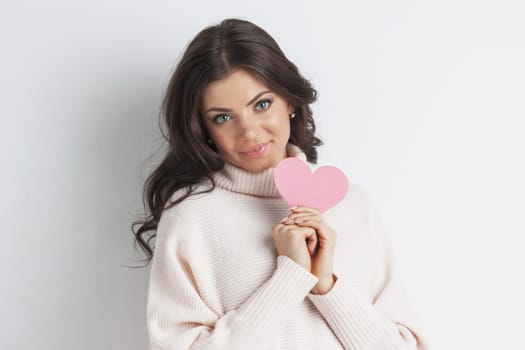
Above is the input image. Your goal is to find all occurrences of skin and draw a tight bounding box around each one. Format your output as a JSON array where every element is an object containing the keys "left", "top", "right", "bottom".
[
  {"left": 201, "top": 68, "right": 337, "bottom": 294},
  {"left": 278, "top": 206, "right": 337, "bottom": 294},
  {"left": 201, "top": 68, "right": 292, "bottom": 173}
]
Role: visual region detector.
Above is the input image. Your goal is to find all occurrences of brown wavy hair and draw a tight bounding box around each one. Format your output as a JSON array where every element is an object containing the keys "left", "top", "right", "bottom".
[{"left": 130, "top": 18, "right": 323, "bottom": 267}]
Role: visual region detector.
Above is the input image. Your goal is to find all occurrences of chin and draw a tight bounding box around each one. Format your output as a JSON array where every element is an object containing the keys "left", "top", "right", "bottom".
[{"left": 228, "top": 149, "right": 283, "bottom": 172}]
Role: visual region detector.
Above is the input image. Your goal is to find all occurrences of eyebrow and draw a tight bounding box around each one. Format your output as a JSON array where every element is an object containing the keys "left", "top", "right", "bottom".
[{"left": 204, "top": 90, "right": 272, "bottom": 114}]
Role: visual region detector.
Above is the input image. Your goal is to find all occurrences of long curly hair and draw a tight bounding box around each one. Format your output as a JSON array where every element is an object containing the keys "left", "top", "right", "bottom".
[{"left": 131, "top": 18, "right": 323, "bottom": 267}]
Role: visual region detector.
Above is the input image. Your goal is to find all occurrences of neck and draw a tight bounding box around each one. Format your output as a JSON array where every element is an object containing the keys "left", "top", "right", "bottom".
[{"left": 212, "top": 143, "right": 308, "bottom": 198}]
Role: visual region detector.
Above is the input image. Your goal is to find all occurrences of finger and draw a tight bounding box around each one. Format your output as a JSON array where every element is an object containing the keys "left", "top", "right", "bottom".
[
  {"left": 295, "top": 221, "right": 336, "bottom": 249},
  {"left": 281, "top": 223, "right": 314, "bottom": 234},
  {"left": 279, "top": 219, "right": 333, "bottom": 246},
  {"left": 280, "top": 226, "right": 315, "bottom": 246},
  {"left": 301, "top": 226, "right": 317, "bottom": 241},
  {"left": 307, "top": 233, "right": 318, "bottom": 256},
  {"left": 284, "top": 225, "right": 316, "bottom": 239},
  {"left": 281, "top": 213, "right": 313, "bottom": 224},
  {"left": 291, "top": 206, "right": 321, "bottom": 216},
  {"left": 274, "top": 223, "right": 295, "bottom": 234},
  {"left": 295, "top": 218, "right": 321, "bottom": 228},
  {"left": 292, "top": 218, "right": 324, "bottom": 233},
  {"left": 274, "top": 223, "right": 287, "bottom": 230},
  {"left": 289, "top": 212, "right": 319, "bottom": 220},
  {"left": 281, "top": 212, "right": 322, "bottom": 224},
  {"left": 291, "top": 215, "right": 322, "bottom": 225}
]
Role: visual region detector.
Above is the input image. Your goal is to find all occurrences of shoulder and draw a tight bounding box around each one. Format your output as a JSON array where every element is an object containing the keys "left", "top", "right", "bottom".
[
  {"left": 347, "top": 181, "right": 383, "bottom": 219},
  {"left": 328, "top": 180, "right": 378, "bottom": 217},
  {"left": 340, "top": 182, "right": 392, "bottom": 250},
  {"left": 164, "top": 180, "right": 213, "bottom": 209},
  {"left": 323, "top": 180, "right": 387, "bottom": 240},
  {"left": 346, "top": 181, "right": 372, "bottom": 206},
  {"left": 156, "top": 181, "right": 220, "bottom": 240}
]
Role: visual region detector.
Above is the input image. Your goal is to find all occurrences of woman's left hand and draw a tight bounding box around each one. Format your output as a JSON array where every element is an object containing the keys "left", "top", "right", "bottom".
[{"left": 280, "top": 206, "right": 337, "bottom": 294}]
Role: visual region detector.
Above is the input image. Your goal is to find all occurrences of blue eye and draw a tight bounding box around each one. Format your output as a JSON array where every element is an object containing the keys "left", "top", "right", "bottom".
[
  {"left": 256, "top": 99, "right": 272, "bottom": 110},
  {"left": 213, "top": 114, "right": 231, "bottom": 124}
]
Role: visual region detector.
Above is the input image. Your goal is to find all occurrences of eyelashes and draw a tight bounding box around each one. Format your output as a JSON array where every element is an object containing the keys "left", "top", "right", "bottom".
[
  {"left": 213, "top": 114, "right": 231, "bottom": 124},
  {"left": 212, "top": 98, "right": 273, "bottom": 125},
  {"left": 255, "top": 98, "right": 272, "bottom": 111}
]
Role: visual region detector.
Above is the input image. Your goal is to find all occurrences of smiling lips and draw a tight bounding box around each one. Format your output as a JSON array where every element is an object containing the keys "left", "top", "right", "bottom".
[{"left": 241, "top": 141, "right": 270, "bottom": 157}]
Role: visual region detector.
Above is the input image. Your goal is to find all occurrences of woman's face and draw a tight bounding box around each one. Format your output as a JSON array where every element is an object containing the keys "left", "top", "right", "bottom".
[{"left": 201, "top": 68, "right": 294, "bottom": 173}]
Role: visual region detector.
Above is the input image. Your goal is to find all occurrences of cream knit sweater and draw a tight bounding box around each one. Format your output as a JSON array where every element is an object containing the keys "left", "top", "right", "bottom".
[{"left": 146, "top": 144, "right": 429, "bottom": 350}]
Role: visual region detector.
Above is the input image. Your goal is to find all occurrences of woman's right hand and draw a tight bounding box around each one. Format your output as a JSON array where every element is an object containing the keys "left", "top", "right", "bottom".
[{"left": 272, "top": 221, "right": 317, "bottom": 271}]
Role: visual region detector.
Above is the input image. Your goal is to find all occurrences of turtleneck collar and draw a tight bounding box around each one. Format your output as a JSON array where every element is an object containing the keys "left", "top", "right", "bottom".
[{"left": 212, "top": 143, "right": 308, "bottom": 198}]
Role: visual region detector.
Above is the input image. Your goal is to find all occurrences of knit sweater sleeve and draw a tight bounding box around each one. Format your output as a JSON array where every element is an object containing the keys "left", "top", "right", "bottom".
[
  {"left": 146, "top": 204, "right": 318, "bottom": 350},
  {"left": 306, "top": 189, "right": 430, "bottom": 350}
]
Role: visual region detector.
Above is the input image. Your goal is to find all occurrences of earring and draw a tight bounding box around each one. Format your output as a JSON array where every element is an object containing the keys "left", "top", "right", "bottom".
[
  {"left": 207, "top": 138, "right": 213, "bottom": 145},
  {"left": 289, "top": 112, "right": 296, "bottom": 119}
]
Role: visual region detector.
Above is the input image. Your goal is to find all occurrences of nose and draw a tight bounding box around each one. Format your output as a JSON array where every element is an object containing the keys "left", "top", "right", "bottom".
[{"left": 237, "top": 114, "right": 260, "bottom": 141}]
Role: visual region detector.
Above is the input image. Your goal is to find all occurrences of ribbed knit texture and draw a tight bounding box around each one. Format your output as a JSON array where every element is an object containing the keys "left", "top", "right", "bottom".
[
  {"left": 212, "top": 143, "right": 307, "bottom": 198},
  {"left": 146, "top": 143, "right": 429, "bottom": 350}
]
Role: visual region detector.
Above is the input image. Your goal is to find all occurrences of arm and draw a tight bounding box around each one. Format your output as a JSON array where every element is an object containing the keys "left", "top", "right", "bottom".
[
  {"left": 146, "top": 210, "right": 318, "bottom": 350},
  {"left": 306, "top": 190, "right": 430, "bottom": 350}
]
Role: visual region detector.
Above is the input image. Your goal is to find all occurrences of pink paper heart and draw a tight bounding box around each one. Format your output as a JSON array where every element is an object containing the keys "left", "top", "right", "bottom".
[{"left": 274, "top": 157, "right": 349, "bottom": 213}]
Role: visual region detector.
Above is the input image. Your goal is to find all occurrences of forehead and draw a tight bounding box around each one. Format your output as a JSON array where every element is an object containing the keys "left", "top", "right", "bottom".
[{"left": 202, "top": 69, "right": 271, "bottom": 107}]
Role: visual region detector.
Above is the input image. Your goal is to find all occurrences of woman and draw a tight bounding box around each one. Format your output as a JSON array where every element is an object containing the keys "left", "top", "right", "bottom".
[{"left": 133, "top": 18, "right": 429, "bottom": 350}]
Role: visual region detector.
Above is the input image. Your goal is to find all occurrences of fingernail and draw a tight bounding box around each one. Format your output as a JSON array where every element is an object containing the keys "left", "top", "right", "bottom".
[
  {"left": 290, "top": 206, "right": 298, "bottom": 210},
  {"left": 280, "top": 216, "right": 288, "bottom": 223}
]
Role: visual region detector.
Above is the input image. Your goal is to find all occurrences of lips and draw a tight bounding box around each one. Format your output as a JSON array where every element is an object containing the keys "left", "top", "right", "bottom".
[{"left": 241, "top": 142, "right": 269, "bottom": 153}]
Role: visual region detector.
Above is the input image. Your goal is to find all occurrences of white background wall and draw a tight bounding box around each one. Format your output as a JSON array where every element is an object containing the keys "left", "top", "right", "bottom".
[{"left": 1, "top": 1, "right": 524, "bottom": 349}]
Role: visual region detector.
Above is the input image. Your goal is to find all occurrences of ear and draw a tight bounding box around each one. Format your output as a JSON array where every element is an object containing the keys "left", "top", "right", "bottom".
[{"left": 288, "top": 103, "right": 294, "bottom": 115}]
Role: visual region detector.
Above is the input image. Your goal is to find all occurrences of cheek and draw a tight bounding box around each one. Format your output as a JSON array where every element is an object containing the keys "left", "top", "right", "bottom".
[
  {"left": 267, "top": 110, "right": 290, "bottom": 129},
  {"left": 210, "top": 128, "right": 235, "bottom": 149},
  {"left": 277, "top": 116, "right": 291, "bottom": 137}
]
